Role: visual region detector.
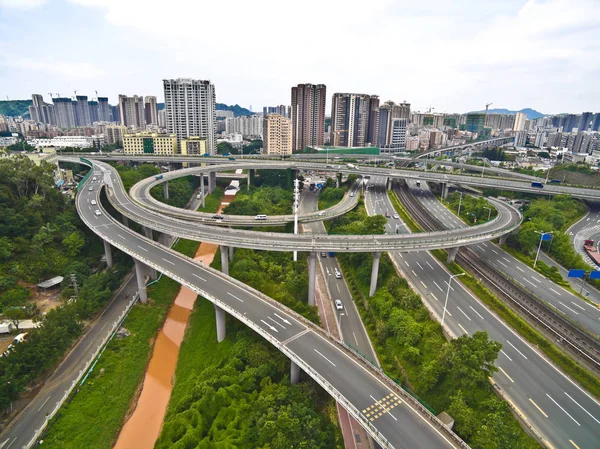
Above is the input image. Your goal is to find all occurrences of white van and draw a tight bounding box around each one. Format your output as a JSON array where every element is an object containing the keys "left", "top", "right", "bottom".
[
  {"left": 254, "top": 214, "right": 267, "bottom": 220},
  {"left": 350, "top": 192, "right": 355, "bottom": 197}
]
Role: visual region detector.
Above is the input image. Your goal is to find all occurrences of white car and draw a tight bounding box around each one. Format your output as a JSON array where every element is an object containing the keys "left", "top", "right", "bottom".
[
  {"left": 393, "top": 213, "right": 399, "bottom": 219},
  {"left": 335, "top": 299, "right": 343, "bottom": 310},
  {"left": 92, "top": 177, "right": 97, "bottom": 181},
  {"left": 88, "top": 186, "right": 94, "bottom": 191},
  {"left": 94, "top": 210, "right": 102, "bottom": 216},
  {"left": 334, "top": 268, "right": 342, "bottom": 279},
  {"left": 91, "top": 200, "right": 97, "bottom": 205}
]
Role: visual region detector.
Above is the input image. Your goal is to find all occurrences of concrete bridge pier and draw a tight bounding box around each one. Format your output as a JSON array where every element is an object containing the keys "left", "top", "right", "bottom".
[
  {"left": 248, "top": 169, "right": 254, "bottom": 190},
  {"left": 228, "top": 245, "right": 234, "bottom": 262},
  {"left": 163, "top": 181, "right": 169, "bottom": 199},
  {"left": 387, "top": 177, "right": 392, "bottom": 191},
  {"left": 499, "top": 234, "right": 508, "bottom": 245},
  {"left": 290, "top": 360, "right": 301, "bottom": 384},
  {"left": 308, "top": 252, "right": 317, "bottom": 306},
  {"left": 215, "top": 304, "right": 226, "bottom": 342},
  {"left": 220, "top": 245, "right": 229, "bottom": 275},
  {"left": 134, "top": 259, "right": 148, "bottom": 304},
  {"left": 336, "top": 175, "right": 340, "bottom": 188},
  {"left": 199, "top": 173, "right": 206, "bottom": 208},
  {"left": 122, "top": 216, "right": 129, "bottom": 227},
  {"left": 447, "top": 247, "right": 460, "bottom": 263},
  {"left": 208, "top": 172, "right": 216, "bottom": 194},
  {"left": 103, "top": 240, "right": 113, "bottom": 268},
  {"left": 441, "top": 183, "right": 449, "bottom": 200},
  {"left": 370, "top": 252, "right": 381, "bottom": 297},
  {"left": 143, "top": 226, "right": 153, "bottom": 241}
]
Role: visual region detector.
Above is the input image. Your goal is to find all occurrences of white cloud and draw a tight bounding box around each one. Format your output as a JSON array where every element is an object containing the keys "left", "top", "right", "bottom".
[
  {"left": 0, "top": 0, "right": 47, "bottom": 9},
  {"left": 1, "top": 54, "right": 105, "bottom": 79}
]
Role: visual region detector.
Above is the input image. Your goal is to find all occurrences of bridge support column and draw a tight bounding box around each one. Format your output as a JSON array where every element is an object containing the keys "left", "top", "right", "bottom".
[
  {"left": 498, "top": 234, "right": 508, "bottom": 245},
  {"left": 228, "top": 245, "right": 234, "bottom": 262},
  {"left": 143, "top": 226, "right": 153, "bottom": 241},
  {"left": 370, "top": 252, "right": 381, "bottom": 297},
  {"left": 163, "top": 181, "right": 169, "bottom": 199},
  {"left": 122, "top": 216, "right": 129, "bottom": 227},
  {"left": 248, "top": 169, "right": 253, "bottom": 190},
  {"left": 441, "top": 183, "right": 449, "bottom": 200},
  {"left": 220, "top": 245, "right": 229, "bottom": 275},
  {"left": 208, "top": 172, "right": 216, "bottom": 194},
  {"left": 199, "top": 173, "right": 206, "bottom": 208},
  {"left": 336, "top": 175, "right": 340, "bottom": 188},
  {"left": 387, "top": 177, "right": 392, "bottom": 191},
  {"left": 290, "top": 360, "right": 301, "bottom": 384},
  {"left": 215, "top": 304, "right": 226, "bottom": 342},
  {"left": 308, "top": 252, "right": 317, "bottom": 306},
  {"left": 134, "top": 259, "right": 148, "bottom": 304},
  {"left": 447, "top": 247, "right": 460, "bottom": 263},
  {"left": 103, "top": 240, "right": 113, "bottom": 268}
]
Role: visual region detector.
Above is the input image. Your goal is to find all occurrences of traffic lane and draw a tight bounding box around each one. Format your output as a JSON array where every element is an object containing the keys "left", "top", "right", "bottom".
[
  {"left": 286, "top": 332, "right": 456, "bottom": 449},
  {"left": 390, "top": 245, "right": 600, "bottom": 449},
  {"left": 383, "top": 183, "right": 600, "bottom": 448}
]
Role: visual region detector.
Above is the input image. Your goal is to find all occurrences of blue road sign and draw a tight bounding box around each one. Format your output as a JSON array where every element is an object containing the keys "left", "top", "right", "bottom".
[
  {"left": 568, "top": 269, "right": 585, "bottom": 278},
  {"left": 541, "top": 233, "right": 552, "bottom": 241},
  {"left": 317, "top": 183, "right": 323, "bottom": 189},
  {"left": 590, "top": 271, "right": 600, "bottom": 280}
]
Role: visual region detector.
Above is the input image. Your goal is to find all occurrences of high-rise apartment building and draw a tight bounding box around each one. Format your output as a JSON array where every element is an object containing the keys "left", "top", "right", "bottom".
[
  {"left": 73, "top": 96, "right": 92, "bottom": 127},
  {"left": 181, "top": 137, "right": 207, "bottom": 155},
  {"left": 29, "top": 94, "right": 56, "bottom": 125},
  {"left": 374, "top": 101, "right": 411, "bottom": 148},
  {"left": 118, "top": 95, "right": 146, "bottom": 128},
  {"left": 263, "top": 105, "right": 289, "bottom": 118},
  {"left": 291, "top": 83, "right": 326, "bottom": 152},
  {"left": 158, "top": 109, "right": 167, "bottom": 128},
  {"left": 88, "top": 101, "right": 99, "bottom": 123},
  {"left": 225, "top": 115, "right": 263, "bottom": 137},
  {"left": 465, "top": 113, "right": 487, "bottom": 134},
  {"left": 144, "top": 96, "right": 159, "bottom": 126},
  {"left": 330, "top": 93, "right": 379, "bottom": 147},
  {"left": 111, "top": 105, "right": 120, "bottom": 123},
  {"left": 105, "top": 125, "right": 127, "bottom": 145},
  {"left": 514, "top": 130, "right": 528, "bottom": 146},
  {"left": 52, "top": 97, "right": 76, "bottom": 129},
  {"left": 163, "top": 78, "right": 217, "bottom": 154},
  {"left": 123, "top": 132, "right": 178, "bottom": 155},
  {"left": 579, "top": 112, "right": 594, "bottom": 132},
  {"left": 263, "top": 114, "right": 292, "bottom": 156},
  {"left": 98, "top": 97, "right": 110, "bottom": 122},
  {"left": 513, "top": 112, "right": 527, "bottom": 131}
]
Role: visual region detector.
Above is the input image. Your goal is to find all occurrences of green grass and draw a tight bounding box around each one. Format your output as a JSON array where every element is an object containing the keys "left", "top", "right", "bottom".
[
  {"left": 318, "top": 185, "right": 349, "bottom": 210},
  {"left": 387, "top": 190, "right": 423, "bottom": 232},
  {"left": 196, "top": 187, "right": 224, "bottom": 213},
  {"left": 430, "top": 249, "right": 600, "bottom": 399},
  {"left": 40, "top": 239, "right": 201, "bottom": 449}
]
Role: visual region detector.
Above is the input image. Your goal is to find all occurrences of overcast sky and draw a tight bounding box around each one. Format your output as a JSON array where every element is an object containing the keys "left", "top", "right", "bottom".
[{"left": 1, "top": 0, "right": 599, "bottom": 115}]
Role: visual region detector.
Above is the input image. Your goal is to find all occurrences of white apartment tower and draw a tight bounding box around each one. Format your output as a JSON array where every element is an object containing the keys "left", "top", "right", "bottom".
[
  {"left": 513, "top": 112, "right": 527, "bottom": 131},
  {"left": 118, "top": 95, "right": 145, "bottom": 128},
  {"left": 163, "top": 78, "right": 217, "bottom": 154}
]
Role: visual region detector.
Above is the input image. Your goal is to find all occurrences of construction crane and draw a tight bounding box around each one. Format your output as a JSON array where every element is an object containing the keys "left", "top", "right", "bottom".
[
  {"left": 426, "top": 106, "right": 435, "bottom": 114},
  {"left": 48, "top": 92, "right": 54, "bottom": 99},
  {"left": 94, "top": 90, "right": 98, "bottom": 101},
  {"left": 73, "top": 90, "right": 78, "bottom": 99},
  {"left": 485, "top": 102, "right": 493, "bottom": 127}
]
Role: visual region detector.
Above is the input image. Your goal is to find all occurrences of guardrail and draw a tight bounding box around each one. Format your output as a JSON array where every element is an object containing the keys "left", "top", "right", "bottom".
[{"left": 75, "top": 157, "right": 94, "bottom": 191}]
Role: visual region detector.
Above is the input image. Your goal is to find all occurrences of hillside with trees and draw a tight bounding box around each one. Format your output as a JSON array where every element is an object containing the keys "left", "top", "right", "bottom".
[{"left": 0, "top": 100, "right": 32, "bottom": 117}]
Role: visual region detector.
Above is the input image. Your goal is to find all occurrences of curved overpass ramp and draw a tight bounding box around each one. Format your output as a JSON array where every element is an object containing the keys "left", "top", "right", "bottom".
[{"left": 74, "top": 160, "right": 469, "bottom": 449}]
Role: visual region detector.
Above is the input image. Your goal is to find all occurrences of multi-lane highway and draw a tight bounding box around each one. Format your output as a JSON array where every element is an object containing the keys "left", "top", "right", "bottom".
[
  {"left": 407, "top": 185, "right": 600, "bottom": 339},
  {"left": 72, "top": 161, "right": 468, "bottom": 449},
  {"left": 376, "top": 177, "right": 600, "bottom": 449}
]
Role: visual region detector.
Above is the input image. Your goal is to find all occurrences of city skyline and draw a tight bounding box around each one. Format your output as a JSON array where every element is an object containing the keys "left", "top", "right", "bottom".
[{"left": 1, "top": 0, "right": 599, "bottom": 114}]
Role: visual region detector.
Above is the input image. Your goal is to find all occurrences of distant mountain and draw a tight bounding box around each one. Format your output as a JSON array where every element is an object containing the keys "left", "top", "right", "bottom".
[
  {"left": 0, "top": 100, "right": 32, "bottom": 118},
  {"left": 469, "top": 108, "right": 545, "bottom": 120},
  {"left": 157, "top": 102, "right": 253, "bottom": 117}
]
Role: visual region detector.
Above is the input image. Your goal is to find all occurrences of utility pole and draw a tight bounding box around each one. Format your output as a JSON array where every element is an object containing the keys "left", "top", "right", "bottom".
[
  {"left": 293, "top": 178, "right": 300, "bottom": 262},
  {"left": 70, "top": 273, "right": 79, "bottom": 296}
]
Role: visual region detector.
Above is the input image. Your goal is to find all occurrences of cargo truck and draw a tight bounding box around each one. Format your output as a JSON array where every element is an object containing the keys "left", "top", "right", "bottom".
[
  {"left": 584, "top": 239, "right": 600, "bottom": 267},
  {"left": 531, "top": 181, "right": 544, "bottom": 188},
  {"left": 155, "top": 174, "right": 163, "bottom": 180}
]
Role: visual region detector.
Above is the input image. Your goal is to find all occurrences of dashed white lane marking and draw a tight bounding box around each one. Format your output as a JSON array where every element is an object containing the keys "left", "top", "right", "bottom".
[
  {"left": 412, "top": 270, "right": 418, "bottom": 277},
  {"left": 506, "top": 340, "right": 528, "bottom": 359},
  {"left": 559, "top": 302, "right": 579, "bottom": 315},
  {"left": 426, "top": 261, "right": 434, "bottom": 270},
  {"left": 137, "top": 245, "right": 148, "bottom": 251},
  {"left": 314, "top": 348, "right": 336, "bottom": 366},
  {"left": 192, "top": 273, "right": 206, "bottom": 282},
  {"left": 416, "top": 261, "right": 424, "bottom": 270},
  {"left": 433, "top": 281, "right": 443, "bottom": 292},
  {"left": 570, "top": 301, "right": 586, "bottom": 311},
  {"left": 117, "top": 234, "right": 126, "bottom": 239},
  {"left": 564, "top": 391, "right": 600, "bottom": 425},
  {"left": 37, "top": 396, "right": 51, "bottom": 411},
  {"left": 498, "top": 366, "right": 514, "bottom": 383},
  {"left": 469, "top": 305, "right": 485, "bottom": 320},
  {"left": 404, "top": 260, "right": 410, "bottom": 267},
  {"left": 227, "top": 292, "right": 244, "bottom": 302},
  {"left": 491, "top": 249, "right": 499, "bottom": 255},
  {"left": 457, "top": 306, "right": 471, "bottom": 321},
  {"left": 529, "top": 398, "right": 548, "bottom": 418},
  {"left": 516, "top": 266, "right": 524, "bottom": 272},
  {"left": 546, "top": 394, "right": 580, "bottom": 426},
  {"left": 430, "top": 293, "right": 438, "bottom": 301},
  {"left": 458, "top": 323, "right": 468, "bottom": 334},
  {"left": 162, "top": 258, "right": 175, "bottom": 265},
  {"left": 420, "top": 281, "right": 428, "bottom": 288},
  {"left": 532, "top": 277, "right": 542, "bottom": 283},
  {"left": 525, "top": 278, "right": 537, "bottom": 287},
  {"left": 500, "top": 349, "right": 513, "bottom": 362},
  {"left": 549, "top": 287, "right": 561, "bottom": 296},
  {"left": 498, "top": 260, "right": 508, "bottom": 268}
]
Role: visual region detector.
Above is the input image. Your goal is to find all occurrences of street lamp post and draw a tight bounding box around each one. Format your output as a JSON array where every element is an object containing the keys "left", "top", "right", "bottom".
[
  {"left": 457, "top": 192, "right": 464, "bottom": 217},
  {"left": 533, "top": 231, "right": 553, "bottom": 268},
  {"left": 483, "top": 206, "right": 491, "bottom": 221},
  {"left": 441, "top": 273, "right": 465, "bottom": 327},
  {"left": 293, "top": 178, "right": 300, "bottom": 262}
]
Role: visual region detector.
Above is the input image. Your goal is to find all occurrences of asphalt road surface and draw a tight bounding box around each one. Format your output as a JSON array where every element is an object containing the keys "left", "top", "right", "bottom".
[{"left": 366, "top": 176, "right": 600, "bottom": 449}]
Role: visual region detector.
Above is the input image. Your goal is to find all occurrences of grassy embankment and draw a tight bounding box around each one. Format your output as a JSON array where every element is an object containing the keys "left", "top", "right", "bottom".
[{"left": 387, "top": 190, "right": 600, "bottom": 399}]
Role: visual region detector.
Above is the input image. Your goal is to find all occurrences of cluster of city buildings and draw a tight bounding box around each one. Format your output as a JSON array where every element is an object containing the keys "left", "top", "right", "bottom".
[{"left": 1, "top": 80, "right": 599, "bottom": 164}]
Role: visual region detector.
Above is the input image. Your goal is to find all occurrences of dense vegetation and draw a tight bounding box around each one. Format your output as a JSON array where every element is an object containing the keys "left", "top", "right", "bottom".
[
  {"left": 223, "top": 186, "right": 292, "bottom": 216},
  {"left": 157, "top": 298, "right": 340, "bottom": 449},
  {"left": 331, "top": 205, "right": 539, "bottom": 449},
  {"left": 444, "top": 192, "right": 497, "bottom": 224},
  {"left": 0, "top": 99, "right": 32, "bottom": 117},
  {"left": 0, "top": 156, "right": 132, "bottom": 409}
]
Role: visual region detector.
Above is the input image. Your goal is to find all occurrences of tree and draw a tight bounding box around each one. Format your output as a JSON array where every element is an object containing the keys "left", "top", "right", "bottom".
[
  {"left": 4, "top": 308, "right": 26, "bottom": 331},
  {"left": 217, "top": 141, "right": 234, "bottom": 155},
  {"left": 62, "top": 231, "right": 85, "bottom": 257}
]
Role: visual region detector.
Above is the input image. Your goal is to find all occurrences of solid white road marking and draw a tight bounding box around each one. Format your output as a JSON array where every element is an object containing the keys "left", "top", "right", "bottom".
[
  {"left": 564, "top": 391, "right": 600, "bottom": 425},
  {"left": 268, "top": 316, "right": 286, "bottom": 329},
  {"left": 498, "top": 366, "right": 514, "bottom": 383},
  {"left": 469, "top": 305, "right": 485, "bottom": 320},
  {"left": 314, "top": 348, "right": 336, "bottom": 366},
  {"left": 457, "top": 307, "right": 471, "bottom": 321},
  {"left": 227, "top": 292, "right": 244, "bottom": 302},
  {"left": 369, "top": 394, "right": 399, "bottom": 421},
  {"left": 506, "top": 340, "right": 528, "bottom": 360},
  {"left": 192, "top": 273, "right": 206, "bottom": 282},
  {"left": 37, "top": 396, "right": 51, "bottom": 411},
  {"left": 546, "top": 394, "right": 580, "bottom": 426},
  {"left": 162, "top": 258, "right": 175, "bottom": 265},
  {"left": 137, "top": 245, "right": 148, "bottom": 251},
  {"left": 273, "top": 313, "right": 292, "bottom": 325},
  {"left": 260, "top": 319, "right": 278, "bottom": 333},
  {"left": 559, "top": 302, "right": 579, "bottom": 315},
  {"left": 549, "top": 287, "right": 561, "bottom": 296},
  {"left": 500, "top": 350, "right": 513, "bottom": 362},
  {"left": 353, "top": 332, "right": 359, "bottom": 346}
]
